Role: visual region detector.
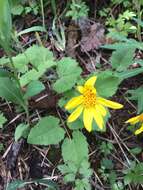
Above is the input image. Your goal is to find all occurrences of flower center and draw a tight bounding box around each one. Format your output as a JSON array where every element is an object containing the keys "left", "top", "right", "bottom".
[
  {"left": 83, "top": 87, "right": 96, "bottom": 108},
  {"left": 139, "top": 114, "right": 143, "bottom": 122}
]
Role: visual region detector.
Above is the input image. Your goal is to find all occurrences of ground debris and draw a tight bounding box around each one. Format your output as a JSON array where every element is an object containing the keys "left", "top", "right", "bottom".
[
  {"left": 6, "top": 139, "right": 24, "bottom": 171},
  {"left": 79, "top": 18, "right": 105, "bottom": 52}
]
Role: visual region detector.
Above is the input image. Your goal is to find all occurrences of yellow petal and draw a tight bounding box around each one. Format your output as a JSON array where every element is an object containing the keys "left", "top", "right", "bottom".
[
  {"left": 83, "top": 108, "right": 93, "bottom": 132},
  {"left": 77, "top": 86, "right": 84, "bottom": 94},
  {"left": 96, "top": 104, "right": 107, "bottom": 116},
  {"left": 125, "top": 115, "right": 140, "bottom": 125},
  {"left": 92, "top": 108, "right": 104, "bottom": 129},
  {"left": 97, "top": 97, "right": 123, "bottom": 109},
  {"left": 65, "top": 95, "right": 83, "bottom": 110},
  {"left": 67, "top": 106, "right": 83, "bottom": 123},
  {"left": 135, "top": 124, "right": 143, "bottom": 135},
  {"left": 85, "top": 76, "right": 97, "bottom": 87}
]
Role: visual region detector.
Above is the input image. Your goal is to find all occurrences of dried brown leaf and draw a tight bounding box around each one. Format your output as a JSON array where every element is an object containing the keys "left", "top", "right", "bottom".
[{"left": 80, "top": 22, "right": 105, "bottom": 52}]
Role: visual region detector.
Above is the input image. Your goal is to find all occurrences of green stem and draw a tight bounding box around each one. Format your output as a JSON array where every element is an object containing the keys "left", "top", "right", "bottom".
[
  {"left": 40, "top": 0, "right": 45, "bottom": 29},
  {"left": 134, "top": 0, "right": 142, "bottom": 41},
  {"left": 7, "top": 51, "right": 29, "bottom": 122},
  {"left": 7, "top": 52, "right": 21, "bottom": 89}
]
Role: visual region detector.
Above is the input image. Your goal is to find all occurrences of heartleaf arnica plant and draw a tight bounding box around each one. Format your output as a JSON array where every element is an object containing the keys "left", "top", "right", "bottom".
[{"left": 65, "top": 76, "right": 123, "bottom": 132}]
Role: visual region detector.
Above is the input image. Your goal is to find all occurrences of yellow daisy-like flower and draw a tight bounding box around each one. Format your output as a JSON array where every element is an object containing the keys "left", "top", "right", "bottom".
[
  {"left": 65, "top": 76, "right": 123, "bottom": 132},
  {"left": 126, "top": 113, "right": 143, "bottom": 135}
]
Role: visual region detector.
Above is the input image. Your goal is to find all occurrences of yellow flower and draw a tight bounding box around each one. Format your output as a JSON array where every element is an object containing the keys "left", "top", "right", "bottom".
[
  {"left": 65, "top": 76, "right": 123, "bottom": 132},
  {"left": 126, "top": 113, "right": 143, "bottom": 135}
]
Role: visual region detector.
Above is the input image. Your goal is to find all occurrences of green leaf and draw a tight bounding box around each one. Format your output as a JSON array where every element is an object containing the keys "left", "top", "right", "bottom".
[
  {"left": 17, "top": 26, "right": 46, "bottom": 36},
  {"left": 0, "top": 68, "right": 12, "bottom": 77},
  {"left": 59, "top": 131, "right": 92, "bottom": 189},
  {"left": 11, "top": 4, "right": 24, "bottom": 15},
  {"left": 12, "top": 53, "right": 29, "bottom": 72},
  {"left": 124, "top": 162, "right": 143, "bottom": 185},
  {"left": 6, "top": 178, "right": 59, "bottom": 190},
  {"left": 116, "top": 67, "right": 143, "bottom": 79},
  {"left": 0, "top": 112, "right": 7, "bottom": 128},
  {"left": 102, "top": 40, "right": 143, "bottom": 50},
  {"left": 0, "top": 143, "right": 4, "bottom": 152},
  {"left": 0, "top": 54, "right": 28, "bottom": 73},
  {"left": 95, "top": 70, "right": 120, "bottom": 97},
  {"left": 27, "top": 116, "right": 65, "bottom": 145},
  {"left": 62, "top": 131, "right": 88, "bottom": 167},
  {"left": 110, "top": 47, "right": 135, "bottom": 71},
  {"left": 101, "top": 158, "right": 114, "bottom": 169},
  {"left": 64, "top": 173, "right": 75, "bottom": 182},
  {"left": 0, "top": 0, "right": 12, "bottom": 50},
  {"left": 25, "top": 45, "right": 55, "bottom": 69},
  {"left": 75, "top": 178, "right": 91, "bottom": 190},
  {"left": 126, "top": 87, "right": 143, "bottom": 113},
  {"left": 14, "top": 123, "right": 30, "bottom": 141},
  {"left": 24, "top": 80, "right": 45, "bottom": 99},
  {"left": 0, "top": 77, "right": 26, "bottom": 109},
  {"left": 58, "top": 164, "right": 76, "bottom": 174},
  {"left": 79, "top": 160, "right": 93, "bottom": 178},
  {"left": 6, "top": 180, "right": 26, "bottom": 190},
  {"left": 130, "top": 147, "right": 142, "bottom": 155},
  {"left": 20, "top": 45, "right": 56, "bottom": 86},
  {"left": 53, "top": 57, "right": 82, "bottom": 93},
  {"left": 133, "top": 18, "right": 143, "bottom": 27},
  {"left": 68, "top": 118, "right": 83, "bottom": 130}
]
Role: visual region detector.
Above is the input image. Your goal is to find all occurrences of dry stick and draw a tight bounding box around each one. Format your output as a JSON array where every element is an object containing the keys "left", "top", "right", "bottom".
[
  {"left": 6, "top": 113, "right": 23, "bottom": 126},
  {"left": 108, "top": 122, "right": 143, "bottom": 190},
  {"left": 33, "top": 145, "right": 53, "bottom": 166},
  {"left": 18, "top": 158, "right": 23, "bottom": 180},
  {"left": 85, "top": 51, "right": 96, "bottom": 71},
  {"left": 109, "top": 122, "right": 139, "bottom": 163},
  {"left": 56, "top": 108, "right": 71, "bottom": 139},
  {"left": 108, "top": 122, "right": 131, "bottom": 165},
  {"left": 41, "top": 146, "right": 50, "bottom": 167},
  {"left": 93, "top": 171, "right": 104, "bottom": 187},
  {"left": 112, "top": 154, "right": 129, "bottom": 168},
  {"left": 124, "top": 96, "right": 137, "bottom": 111}
]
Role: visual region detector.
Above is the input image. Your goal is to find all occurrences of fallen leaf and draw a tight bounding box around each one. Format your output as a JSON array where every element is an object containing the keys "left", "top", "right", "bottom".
[{"left": 80, "top": 20, "right": 105, "bottom": 52}]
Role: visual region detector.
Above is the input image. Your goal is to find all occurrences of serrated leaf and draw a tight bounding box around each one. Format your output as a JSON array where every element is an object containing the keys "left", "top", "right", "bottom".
[
  {"left": 12, "top": 53, "right": 29, "bottom": 72},
  {"left": 95, "top": 70, "right": 120, "bottom": 97},
  {"left": 64, "top": 173, "right": 75, "bottom": 182},
  {"left": 27, "top": 116, "right": 65, "bottom": 145},
  {"left": 25, "top": 45, "right": 54, "bottom": 68},
  {"left": 124, "top": 162, "right": 143, "bottom": 185},
  {"left": 24, "top": 80, "right": 45, "bottom": 99},
  {"left": 0, "top": 54, "right": 28, "bottom": 72},
  {"left": 75, "top": 178, "right": 91, "bottom": 190},
  {"left": 62, "top": 131, "right": 88, "bottom": 167},
  {"left": 15, "top": 123, "right": 29, "bottom": 141},
  {"left": 20, "top": 45, "right": 56, "bottom": 86},
  {"left": 110, "top": 47, "right": 135, "bottom": 71},
  {"left": 53, "top": 57, "right": 82, "bottom": 93}
]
